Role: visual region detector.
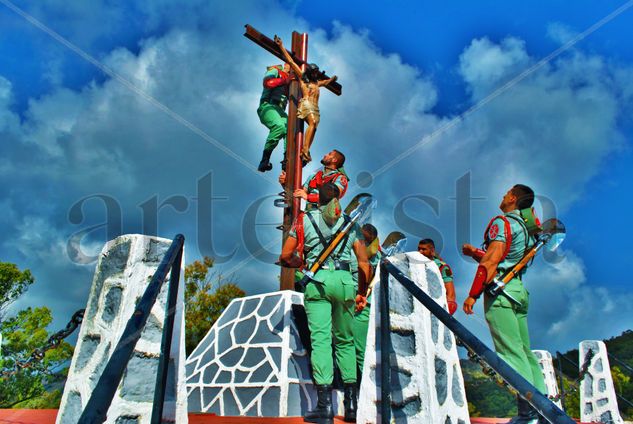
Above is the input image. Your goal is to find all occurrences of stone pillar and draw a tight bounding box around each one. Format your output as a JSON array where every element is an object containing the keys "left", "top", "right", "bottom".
[
  {"left": 580, "top": 340, "right": 623, "bottom": 424},
  {"left": 57, "top": 235, "right": 188, "bottom": 424},
  {"left": 532, "top": 350, "right": 562, "bottom": 409},
  {"left": 357, "top": 252, "right": 470, "bottom": 424},
  {"left": 185, "top": 291, "right": 320, "bottom": 416}
]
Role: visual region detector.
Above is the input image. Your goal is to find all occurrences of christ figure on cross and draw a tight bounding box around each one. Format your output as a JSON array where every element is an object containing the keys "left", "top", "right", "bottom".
[{"left": 275, "top": 35, "right": 338, "bottom": 164}]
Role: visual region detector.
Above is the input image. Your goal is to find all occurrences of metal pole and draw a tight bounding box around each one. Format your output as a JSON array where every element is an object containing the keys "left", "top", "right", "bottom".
[
  {"left": 382, "top": 259, "right": 575, "bottom": 424},
  {"left": 379, "top": 263, "right": 391, "bottom": 424},
  {"left": 151, "top": 247, "right": 183, "bottom": 423},
  {"left": 78, "top": 235, "right": 185, "bottom": 424}
]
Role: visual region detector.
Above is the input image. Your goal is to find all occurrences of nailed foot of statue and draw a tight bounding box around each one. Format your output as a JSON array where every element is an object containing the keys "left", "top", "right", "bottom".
[{"left": 301, "top": 149, "right": 312, "bottom": 164}]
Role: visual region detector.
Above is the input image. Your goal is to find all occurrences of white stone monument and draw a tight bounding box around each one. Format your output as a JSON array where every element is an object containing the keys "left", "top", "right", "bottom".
[
  {"left": 185, "top": 291, "right": 320, "bottom": 416},
  {"left": 357, "top": 252, "right": 470, "bottom": 424},
  {"left": 532, "top": 350, "right": 563, "bottom": 409},
  {"left": 580, "top": 340, "right": 623, "bottom": 424},
  {"left": 57, "top": 235, "right": 188, "bottom": 424}
]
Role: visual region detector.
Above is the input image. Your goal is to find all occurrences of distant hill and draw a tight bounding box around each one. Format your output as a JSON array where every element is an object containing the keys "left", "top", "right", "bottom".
[{"left": 462, "top": 330, "right": 633, "bottom": 419}]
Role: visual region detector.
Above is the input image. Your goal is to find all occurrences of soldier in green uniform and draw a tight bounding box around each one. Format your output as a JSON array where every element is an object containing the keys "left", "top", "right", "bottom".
[
  {"left": 279, "top": 150, "right": 348, "bottom": 210},
  {"left": 352, "top": 224, "right": 381, "bottom": 384},
  {"left": 462, "top": 184, "right": 547, "bottom": 424},
  {"left": 257, "top": 63, "right": 291, "bottom": 172},
  {"left": 279, "top": 183, "right": 370, "bottom": 424},
  {"left": 417, "top": 239, "right": 458, "bottom": 315}
]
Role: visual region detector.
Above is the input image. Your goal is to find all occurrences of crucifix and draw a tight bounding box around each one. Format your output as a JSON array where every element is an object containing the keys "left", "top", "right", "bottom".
[{"left": 244, "top": 25, "right": 342, "bottom": 290}]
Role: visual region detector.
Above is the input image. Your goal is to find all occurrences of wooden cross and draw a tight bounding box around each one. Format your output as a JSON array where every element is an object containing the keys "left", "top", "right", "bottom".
[{"left": 244, "top": 24, "right": 342, "bottom": 290}]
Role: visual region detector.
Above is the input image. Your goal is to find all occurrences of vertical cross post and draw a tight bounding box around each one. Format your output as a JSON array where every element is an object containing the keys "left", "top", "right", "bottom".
[
  {"left": 244, "top": 25, "right": 341, "bottom": 291},
  {"left": 279, "top": 31, "right": 307, "bottom": 291}
]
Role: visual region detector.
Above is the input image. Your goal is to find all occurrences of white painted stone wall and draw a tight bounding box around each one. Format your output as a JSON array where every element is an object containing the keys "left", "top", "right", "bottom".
[
  {"left": 57, "top": 235, "right": 188, "bottom": 424},
  {"left": 532, "top": 350, "right": 563, "bottom": 409},
  {"left": 358, "top": 252, "right": 470, "bottom": 424},
  {"left": 186, "top": 291, "right": 332, "bottom": 416},
  {"left": 580, "top": 340, "right": 623, "bottom": 424}
]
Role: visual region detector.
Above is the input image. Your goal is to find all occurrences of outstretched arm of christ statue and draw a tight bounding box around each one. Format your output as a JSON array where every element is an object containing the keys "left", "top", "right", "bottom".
[
  {"left": 274, "top": 36, "right": 303, "bottom": 81},
  {"left": 318, "top": 75, "right": 337, "bottom": 87}
]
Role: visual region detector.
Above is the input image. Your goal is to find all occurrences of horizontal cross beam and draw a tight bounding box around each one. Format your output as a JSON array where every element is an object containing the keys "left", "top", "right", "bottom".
[{"left": 244, "top": 24, "right": 342, "bottom": 96}]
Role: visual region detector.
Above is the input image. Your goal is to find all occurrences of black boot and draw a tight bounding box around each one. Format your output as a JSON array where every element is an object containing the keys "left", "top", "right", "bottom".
[
  {"left": 508, "top": 397, "right": 538, "bottom": 423},
  {"left": 304, "top": 385, "right": 333, "bottom": 424},
  {"left": 343, "top": 383, "right": 357, "bottom": 422},
  {"left": 258, "top": 150, "right": 273, "bottom": 172}
]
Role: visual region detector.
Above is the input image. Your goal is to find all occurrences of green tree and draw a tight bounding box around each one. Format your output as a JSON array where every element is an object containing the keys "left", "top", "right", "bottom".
[
  {"left": 0, "top": 306, "right": 73, "bottom": 408},
  {"left": 184, "top": 257, "right": 245, "bottom": 355},
  {"left": 0, "top": 261, "right": 34, "bottom": 319},
  {"left": 560, "top": 377, "right": 580, "bottom": 418}
]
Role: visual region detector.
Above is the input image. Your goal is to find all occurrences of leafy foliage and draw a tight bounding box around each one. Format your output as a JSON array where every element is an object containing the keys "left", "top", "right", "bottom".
[
  {"left": 553, "top": 330, "right": 633, "bottom": 419},
  {"left": 0, "top": 307, "right": 73, "bottom": 408},
  {"left": 184, "top": 256, "right": 245, "bottom": 355},
  {"left": 0, "top": 261, "right": 34, "bottom": 319},
  {"left": 461, "top": 360, "right": 516, "bottom": 417}
]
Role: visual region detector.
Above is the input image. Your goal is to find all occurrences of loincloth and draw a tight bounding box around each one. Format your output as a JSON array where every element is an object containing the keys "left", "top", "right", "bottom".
[{"left": 297, "top": 98, "right": 320, "bottom": 123}]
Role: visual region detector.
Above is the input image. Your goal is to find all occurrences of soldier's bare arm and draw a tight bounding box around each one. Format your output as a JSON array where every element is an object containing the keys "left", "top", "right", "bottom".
[
  {"left": 353, "top": 239, "right": 370, "bottom": 296},
  {"left": 478, "top": 241, "right": 505, "bottom": 278},
  {"left": 279, "top": 235, "right": 302, "bottom": 268},
  {"left": 463, "top": 240, "right": 506, "bottom": 314}
]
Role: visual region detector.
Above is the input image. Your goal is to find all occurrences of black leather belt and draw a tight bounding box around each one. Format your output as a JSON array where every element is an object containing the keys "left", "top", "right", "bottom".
[{"left": 317, "top": 260, "right": 351, "bottom": 271}]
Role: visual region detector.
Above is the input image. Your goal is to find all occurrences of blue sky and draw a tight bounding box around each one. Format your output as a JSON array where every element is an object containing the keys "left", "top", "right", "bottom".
[{"left": 1, "top": 0, "right": 632, "bottom": 353}]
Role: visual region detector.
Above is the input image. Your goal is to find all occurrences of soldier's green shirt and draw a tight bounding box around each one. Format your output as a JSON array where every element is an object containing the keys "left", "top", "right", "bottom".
[
  {"left": 289, "top": 207, "right": 362, "bottom": 282},
  {"left": 432, "top": 257, "right": 453, "bottom": 284},
  {"left": 486, "top": 209, "right": 534, "bottom": 274},
  {"left": 260, "top": 67, "right": 288, "bottom": 108}
]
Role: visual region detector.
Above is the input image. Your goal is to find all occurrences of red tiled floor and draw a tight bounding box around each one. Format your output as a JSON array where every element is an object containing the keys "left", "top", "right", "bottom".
[{"left": 0, "top": 410, "right": 595, "bottom": 423}]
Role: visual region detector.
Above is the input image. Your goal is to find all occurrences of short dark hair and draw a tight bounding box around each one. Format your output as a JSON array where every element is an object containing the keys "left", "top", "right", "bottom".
[
  {"left": 512, "top": 184, "right": 535, "bottom": 209},
  {"left": 418, "top": 238, "right": 435, "bottom": 247},
  {"left": 319, "top": 182, "right": 340, "bottom": 206},
  {"left": 333, "top": 149, "right": 346, "bottom": 167},
  {"left": 302, "top": 63, "right": 320, "bottom": 83},
  {"left": 362, "top": 223, "right": 378, "bottom": 240}
]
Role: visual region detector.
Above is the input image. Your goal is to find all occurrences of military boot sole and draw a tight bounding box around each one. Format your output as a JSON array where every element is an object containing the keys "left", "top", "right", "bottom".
[
  {"left": 257, "top": 161, "right": 273, "bottom": 172},
  {"left": 303, "top": 417, "right": 334, "bottom": 424}
]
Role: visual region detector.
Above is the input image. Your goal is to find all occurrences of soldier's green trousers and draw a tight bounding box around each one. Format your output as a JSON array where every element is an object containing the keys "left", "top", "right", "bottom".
[
  {"left": 304, "top": 269, "right": 357, "bottom": 385},
  {"left": 352, "top": 294, "right": 372, "bottom": 378},
  {"left": 257, "top": 102, "right": 287, "bottom": 154},
  {"left": 484, "top": 278, "right": 547, "bottom": 394}
]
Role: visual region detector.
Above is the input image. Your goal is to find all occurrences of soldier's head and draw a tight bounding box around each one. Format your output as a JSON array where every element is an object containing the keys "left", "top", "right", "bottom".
[
  {"left": 362, "top": 224, "right": 378, "bottom": 244},
  {"left": 500, "top": 184, "right": 534, "bottom": 212},
  {"left": 418, "top": 239, "right": 436, "bottom": 260},
  {"left": 318, "top": 182, "right": 340, "bottom": 206},
  {"left": 269, "top": 64, "right": 290, "bottom": 73},
  {"left": 321, "top": 150, "right": 345, "bottom": 168}
]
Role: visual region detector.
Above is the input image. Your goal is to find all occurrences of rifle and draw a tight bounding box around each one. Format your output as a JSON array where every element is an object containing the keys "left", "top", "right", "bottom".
[
  {"left": 486, "top": 218, "right": 566, "bottom": 302},
  {"left": 296, "top": 193, "right": 375, "bottom": 288}
]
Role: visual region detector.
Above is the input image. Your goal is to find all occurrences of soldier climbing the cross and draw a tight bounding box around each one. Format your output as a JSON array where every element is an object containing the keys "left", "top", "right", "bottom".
[
  {"left": 274, "top": 35, "right": 338, "bottom": 165},
  {"left": 279, "top": 150, "right": 348, "bottom": 210},
  {"left": 256, "top": 62, "right": 292, "bottom": 172}
]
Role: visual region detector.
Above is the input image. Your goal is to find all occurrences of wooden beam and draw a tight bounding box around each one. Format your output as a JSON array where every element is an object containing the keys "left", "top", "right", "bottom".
[
  {"left": 279, "top": 31, "right": 307, "bottom": 291},
  {"left": 244, "top": 24, "right": 342, "bottom": 96}
]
